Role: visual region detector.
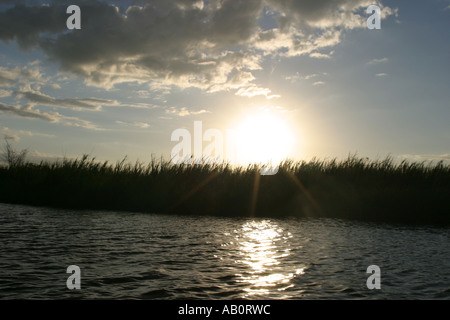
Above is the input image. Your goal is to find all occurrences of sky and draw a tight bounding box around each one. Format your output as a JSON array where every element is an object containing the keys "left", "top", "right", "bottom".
[{"left": 0, "top": 0, "right": 449, "bottom": 165}]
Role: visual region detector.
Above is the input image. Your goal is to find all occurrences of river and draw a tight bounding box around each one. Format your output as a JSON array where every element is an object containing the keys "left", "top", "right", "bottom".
[{"left": 0, "top": 203, "right": 449, "bottom": 299}]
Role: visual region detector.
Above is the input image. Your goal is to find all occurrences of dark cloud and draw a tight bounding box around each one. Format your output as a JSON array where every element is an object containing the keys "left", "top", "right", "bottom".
[
  {"left": 267, "top": 0, "right": 369, "bottom": 25},
  {"left": 0, "top": 4, "right": 67, "bottom": 49},
  {"left": 0, "top": 101, "right": 100, "bottom": 129},
  {"left": 0, "top": 0, "right": 396, "bottom": 90},
  {"left": 36, "top": 1, "right": 264, "bottom": 89},
  {"left": 0, "top": 102, "right": 57, "bottom": 122},
  {"left": 15, "top": 90, "right": 118, "bottom": 110}
]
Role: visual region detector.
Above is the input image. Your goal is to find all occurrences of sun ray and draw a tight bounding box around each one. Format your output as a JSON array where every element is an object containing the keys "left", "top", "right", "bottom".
[
  {"left": 249, "top": 170, "right": 260, "bottom": 217},
  {"left": 166, "top": 169, "right": 219, "bottom": 213},
  {"left": 286, "top": 171, "right": 321, "bottom": 215}
]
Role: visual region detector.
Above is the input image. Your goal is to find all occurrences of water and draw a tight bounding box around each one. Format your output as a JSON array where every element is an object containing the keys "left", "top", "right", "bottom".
[{"left": 0, "top": 203, "right": 449, "bottom": 299}]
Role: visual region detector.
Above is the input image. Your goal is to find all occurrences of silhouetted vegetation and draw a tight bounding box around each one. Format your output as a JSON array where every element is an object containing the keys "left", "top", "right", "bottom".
[
  {"left": 1, "top": 138, "right": 28, "bottom": 168},
  {"left": 0, "top": 147, "right": 449, "bottom": 225}
]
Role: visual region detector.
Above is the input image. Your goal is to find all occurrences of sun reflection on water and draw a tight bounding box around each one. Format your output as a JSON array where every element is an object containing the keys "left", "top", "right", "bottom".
[{"left": 233, "top": 220, "right": 305, "bottom": 297}]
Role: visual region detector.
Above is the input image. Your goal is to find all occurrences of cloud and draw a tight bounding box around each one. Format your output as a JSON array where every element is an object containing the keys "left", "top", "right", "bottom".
[
  {"left": 0, "top": 0, "right": 397, "bottom": 93},
  {"left": 305, "top": 73, "right": 326, "bottom": 80},
  {"left": 0, "top": 65, "right": 43, "bottom": 87},
  {"left": 285, "top": 72, "right": 328, "bottom": 81},
  {"left": 48, "top": 83, "right": 61, "bottom": 89},
  {"left": 0, "top": 89, "right": 12, "bottom": 97},
  {"left": 136, "top": 90, "right": 151, "bottom": 98},
  {"left": 235, "top": 86, "right": 280, "bottom": 99},
  {"left": 312, "top": 81, "right": 326, "bottom": 86},
  {"left": 1, "top": 84, "right": 157, "bottom": 129},
  {"left": 375, "top": 73, "right": 387, "bottom": 77},
  {"left": 253, "top": 1, "right": 396, "bottom": 57},
  {"left": 116, "top": 121, "right": 150, "bottom": 128},
  {"left": 0, "top": 64, "right": 64, "bottom": 92},
  {"left": 309, "top": 51, "right": 334, "bottom": 59},
  {"left": 14, "top": 89, "right": 119, "bottom": 110},
  {"left": 165, "top": 106, "right": 210, "bottom": 117},
  {"left": 35, "top": 1, "right": 264, "bottom": 91},
  {"left": 53, "top": 113, "right": 101, "bottom": 130},
  {"left": 119, "top": 102, "right": 161, "bottom": 109},
  {"left": 0, "top": 102, "right": 58, "bottom": 122},
  {"left": 0, "top": 4, "right": 67, "bottom": 49},
  {"left": 26, "top": 150, "right": 63, "bottom": 163},
  {"left": 398, "top": 153, "right": 450, "bottom": 163},
  {"left": 0, "top": 69, "right": 15, "bottom": 87},
  {"left": 0, "top": 102, "right": 100, "bottom": 130},
  {"left": 0, "top": 127, "right": 20, "bottom": 142},
  {"left": 0, "top": 126, "right": 55, "bottom": 142},
  {"left": 368, "top": 57, "right": 389, "bottom": 65},
  {"left": 265, "top": 0, "right": 376, "bottom": 28},
  {"left": 10, "top": 87, "right": 156, "bottom": 110}
]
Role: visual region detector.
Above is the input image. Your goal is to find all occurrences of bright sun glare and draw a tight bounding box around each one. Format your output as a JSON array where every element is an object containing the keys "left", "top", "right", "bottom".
[{"left": 233, "top": 112, "right": 294, "bottom": 166}]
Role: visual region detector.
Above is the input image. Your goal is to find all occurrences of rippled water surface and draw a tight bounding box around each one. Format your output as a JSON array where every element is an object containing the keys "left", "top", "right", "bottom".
[{"left": 0, "top": 203, "right": 449, "bottom": 299}]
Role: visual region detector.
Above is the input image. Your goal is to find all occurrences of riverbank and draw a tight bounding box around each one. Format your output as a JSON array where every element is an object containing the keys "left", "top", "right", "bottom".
[{"left": 1, "top": 155, "right": 449, "bottom": 225}]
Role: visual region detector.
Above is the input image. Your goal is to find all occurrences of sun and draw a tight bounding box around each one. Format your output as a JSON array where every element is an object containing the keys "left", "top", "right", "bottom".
[{"left": 232, "top": 111, "right": 294, "bottom": 166}]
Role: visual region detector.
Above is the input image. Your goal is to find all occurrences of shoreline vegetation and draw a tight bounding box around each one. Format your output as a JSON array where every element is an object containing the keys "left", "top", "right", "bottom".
[{"left": 1, "top": 143, "right": 449, "bottom": 226}]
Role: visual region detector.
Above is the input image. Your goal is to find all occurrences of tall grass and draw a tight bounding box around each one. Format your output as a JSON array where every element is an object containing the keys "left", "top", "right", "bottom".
[{"left": 0, "top": 153, "right": 449, "bottom": 225}]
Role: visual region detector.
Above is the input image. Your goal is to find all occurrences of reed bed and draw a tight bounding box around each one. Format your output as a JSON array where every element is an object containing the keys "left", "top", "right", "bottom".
[{"left": 1, "top": 153, "right": 449, "bottom": 225}]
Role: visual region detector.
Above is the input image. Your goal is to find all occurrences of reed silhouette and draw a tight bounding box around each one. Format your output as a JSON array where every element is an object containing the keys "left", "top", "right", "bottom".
[{"left": 1, "top": 145, "right": 449, "bottom": 225}]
